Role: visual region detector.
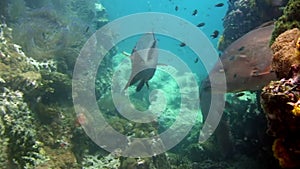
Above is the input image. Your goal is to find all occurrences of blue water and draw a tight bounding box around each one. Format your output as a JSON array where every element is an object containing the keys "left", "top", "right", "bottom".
[
  {"left": 100, "top": 0, "right": 227, "bottom": 46},
  {"left": 100, "top": 0, "right": 228, "bottom": 79}
]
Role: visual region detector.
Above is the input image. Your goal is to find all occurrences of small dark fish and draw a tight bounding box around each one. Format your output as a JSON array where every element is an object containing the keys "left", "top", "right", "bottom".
[
  {"left": 210, "top": 30, "right": 219, "bottom": 39},
  {"left": 215, "top": 3, "right": 224, "bottom": 7},
  {"left": 192, "top": 9, "right": 198, "bottom": 16},
  {"left": 235, "top": 92, "right": 245, "bottom": 97},
  {"left": 194, "top": 57, "right": 199, "bottom": 63},
  {"left": 197, "top": 22, "right": 205, "bottom": 27},
  {"left": 179, "top": 42, "right": 186, "bottom": 47},
  {"left": 85, "top": 26, "right": 90, "bottom": 33},
  {"left": 238, "top": 46, "right": 245, "bottom": 51},
  {"left": 175, "top": 6, "right": 178, "bottom": 11}
]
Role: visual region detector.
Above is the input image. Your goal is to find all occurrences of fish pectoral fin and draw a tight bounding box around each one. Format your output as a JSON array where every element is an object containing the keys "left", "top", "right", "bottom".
[
  {"left": 251, "top": 65, "right": 274, "bottom": 77},
  {"left": 122, "top": 51, "right": 131, "bottom": 57},
  {"left": 251, "top": 70, "right": 271, "bottom": 77},
  {"left": 136, "top": 80, "right": 145, "bottom": 92}
]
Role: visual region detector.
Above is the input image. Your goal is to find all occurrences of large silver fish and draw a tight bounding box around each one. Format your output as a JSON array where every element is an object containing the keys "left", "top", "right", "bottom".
[
  {"left": 199, "top": 23, "right": 277, "bottom": 156},
  {"left": 124, "top": 33, "right": 158, "bottom": 92}
]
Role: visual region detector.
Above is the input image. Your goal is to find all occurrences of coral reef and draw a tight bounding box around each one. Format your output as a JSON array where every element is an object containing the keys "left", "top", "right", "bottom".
[
  {"left": 192, "top": 159, "right": 230, "bottom": 169},
  {"left": 81, "top": 149, "right": 172, "bottom": 169},
  {"left": 261, "top": 79, "right": 300, "bottom": 168},
  {"left": 37, "top": 71, "right": 72, "bottom": 103},
  {"left": 261, "top": 28, "right": 300, "bottom": 168},
  {"left": 2, "top": 0, "right": 293, "bottom": 168},
  {"left": 218, "top": 0, "right": 286, "bottom": 51},
  {"left": 168, "top": 90, "right": 279, "bottom": 168},
  {"left": 82, "top": 153, "right": 120, "bottom": 169},
  {"left": 271, "top": 0, "right": 300, "bottom": 44},
  {"left": 0, "top": 1, "right": 128, "bottom": 168},
  {"left": 0, "top": 107, "right": 9, "bottom": 168},
  {"left": 0, "top": 19, "right": 92, "bottom": 168},
  {"left": 0, "top": 88, "right": 49, "bottom": 168},
  {"left": 5, "top": 0, "right": 108, "bottom": 74}
]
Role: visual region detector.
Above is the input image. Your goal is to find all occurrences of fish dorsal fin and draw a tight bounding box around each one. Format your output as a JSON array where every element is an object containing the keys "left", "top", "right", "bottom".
[{"left": 257, "top": 21, "right": 275, "bottom": 29}]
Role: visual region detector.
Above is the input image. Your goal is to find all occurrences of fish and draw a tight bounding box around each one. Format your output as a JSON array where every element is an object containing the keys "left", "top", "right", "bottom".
[
  {"left": 85, "top": 26, "right": 90, "bottom": 33},
  {"left": 238, "top": 46, "right": 245, "bottom": 51},
  {"left": 215, "top": 3, "right": 224, "bottom": 7},
  {"left": 192, "top": 9, "right": 198, "bottom": 16},
  {"left": 194, "top": 57, "right": 199, "bottom": 63},
  {"left": 197, "top": 22, "right": 205, "bottom": 27},
  {"left": 175, "top": 6, "right": 178, "bottom": 11},
  {"left": 199, "top": 23, "right": 277, "bottom": 156},
  {"left": 201, "top": 23, "right": 277, "bottom": 93},
  {"left": 179, "top": 42, "right": 186, "bottom": 47},
  {"left": 235, "top": 92, "right": 245, "bottom": 97},
  {"left": 123, "top": 32, "right": 158, "bottom": 92},
  {"left": 210, "top": 30, "right": 219, "bottom": 39}
]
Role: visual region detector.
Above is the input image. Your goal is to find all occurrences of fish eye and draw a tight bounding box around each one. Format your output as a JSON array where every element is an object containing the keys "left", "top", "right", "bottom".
[{"left": 238, "top": 46, "right": 245, "bottom": 51}]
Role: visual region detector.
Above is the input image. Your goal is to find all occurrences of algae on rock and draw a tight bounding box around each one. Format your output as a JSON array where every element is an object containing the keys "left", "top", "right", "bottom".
[{"left": 271, "top": 0, "right": 300, "bottom": 44}]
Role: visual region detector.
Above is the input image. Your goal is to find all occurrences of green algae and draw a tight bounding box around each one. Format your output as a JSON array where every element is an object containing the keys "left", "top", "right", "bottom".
[{"left": 271, "top": 0, "right": 300, "bottom": 44}]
